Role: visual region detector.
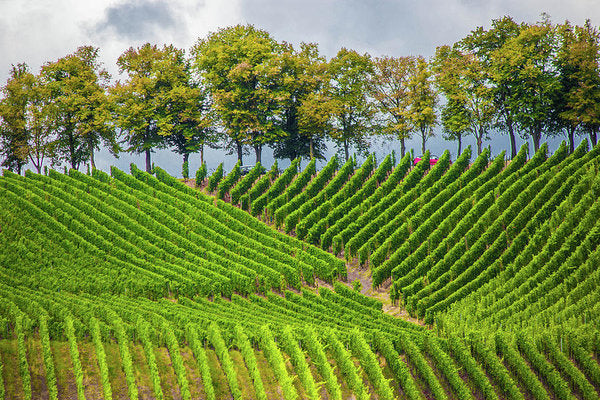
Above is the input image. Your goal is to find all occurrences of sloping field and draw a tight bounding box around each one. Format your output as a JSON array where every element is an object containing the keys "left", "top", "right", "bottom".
[
  {"left": 230, "top": 141, "right": 600, "bottom": 327},
  {"left": 1, "top": 143, "right": 600, "bottom": 399}
]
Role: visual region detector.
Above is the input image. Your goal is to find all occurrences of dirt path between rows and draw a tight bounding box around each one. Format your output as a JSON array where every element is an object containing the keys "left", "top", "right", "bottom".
[
  {"left": 184, "top": 180, "right": 425, "bottom": 328},
  {"left": 343, "top": 256, "right": 425, "bottom": 327}
]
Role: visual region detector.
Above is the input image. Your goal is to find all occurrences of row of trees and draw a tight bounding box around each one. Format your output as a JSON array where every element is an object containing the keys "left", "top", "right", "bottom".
[
  {"left": 0, "top": 44, "right": 210, "bottom": 174},
  {"left": 436, "top": 15, "right": 600, "bottom": 158},
  {"left": 1, "top": 15, "right": 599, "bottom": 175}
]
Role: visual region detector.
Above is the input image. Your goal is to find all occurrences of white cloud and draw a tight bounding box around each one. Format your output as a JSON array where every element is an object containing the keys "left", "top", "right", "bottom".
[
  {"left": 0, "top": 0, "right": 243, "bottom": 83},
  {"left": 237, "top": 0, "right": 600, "bottom": 58},
  {"left": 2, "top": 0, "right": 597, "bottom": 82},
  {"left": 1, "top": 0, "right": 598, "bottom": 174}
]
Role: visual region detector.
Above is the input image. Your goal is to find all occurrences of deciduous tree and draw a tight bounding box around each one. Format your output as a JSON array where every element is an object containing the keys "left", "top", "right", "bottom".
[
  {"left": 407, "top": 56, "right": 437, "bottom": 155},
  {"left": 0, "top": 63, "right": 34, "bottom": 174},
  {"left": 439, "top": 97, "right": 470, "bottom": 156},
  {"left": 433, "top": 45, "right": 495, "bottom": 155},
  {"left": 25, "top": 77, "right": 56, "bottom": 173},
  {"left": 0, "top": 64, "right": 57, "bottom": 174},
  {"left": 41, "top": 46, "right": 114, "bottom": 170},
  {"left": 192, "top": 25, "right": 286, "bottom": 164},
  {"left": 555, "top": 20, "right": 600, "bottom": 148},
  {"left": 112, "top": 43, "right": 191, "bottom": 172},
  {"left": 369, "top": 55, "right": 415, "bottom": 157},
  {"left": 492, "top": 19, "right": 559, "bottom": 152},
  {"left": 296, "top": 91, "right": 338, "bottom": 160},
  {"left": 328, "top": 48, "right": 376, "bottom": 161},
  {"left": 163, "top": 67, "right": 216, "bottom": 170},
  {"left": 272, "top": 42, "right": 330, "bottom": 162},
  {"left": 461, "top": 16, "right": 524, "bottom": 158}
]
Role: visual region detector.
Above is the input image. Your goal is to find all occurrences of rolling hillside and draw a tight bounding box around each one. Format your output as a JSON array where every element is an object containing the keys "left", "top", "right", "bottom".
[{"left": 1, "top": 142, "right": 600, "bottom": 399}]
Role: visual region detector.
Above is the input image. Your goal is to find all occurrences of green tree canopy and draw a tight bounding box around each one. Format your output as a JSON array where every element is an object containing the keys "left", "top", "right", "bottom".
[
  {"left": 192, "top": 24, "right": 286, "bottom": 164},
  {"left": 112, "top": 43, "right": 193, "bottom": 172},
  {"left": 439, "top": 97, "right": 470, "bottom": 157},
  {"left": 272, "top": 42, "right": 331, "bottom": 162},
  {"left": 25, "top": 72, "right": 56, "bottom": 173},
  {"left": 554, "top": 20, "right": 600, "bottom": 148},
  {"left": 0, "top": 64, "right": 58, "bottom": 174},
  {"left": 294, "top": 90, "right": 337, "bottom": 161},
  {"left": 407, "top": 56, "right": 437, "bottom": 155},
  {"left": 369, "top": 55, "right": 415, "bottom": 157},
  {"left": 41, "top": 46, "right": 114, "bottom": 170},
  {"left": 433, "top": 45, "right": 495, "bottom": 155},
  {"left": 328, "top": 48, "right": 376, "bottom": 161},
  {"left": 0, "top": 63, "right": 35, "bottom": 174},
  {"left": 491, "top": 19, "right": 560, "bottom": 152},
  {"left": 163, "top": 64, "right": 216, "bottom": 170},
  {"left": 460, "top": 16, "right": 524, "bottom": 158}
]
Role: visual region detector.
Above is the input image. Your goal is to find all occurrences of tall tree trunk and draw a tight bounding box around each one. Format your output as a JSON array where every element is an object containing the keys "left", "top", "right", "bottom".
[
  {"left": 421, "top": 128, "right": 426, "bottom": 155},
  {"left": 89, "top": 149, "right": 95, "bottom": 170},
  {"left": 68, "top": 129, "right": 76, "bottom": 170},
  {"left": 590, "top": 130, "right": 598, "bottom": 147},
  {"left": 457, "top": 133, "right": 462, "bottom": 158},
  {"left": 567, "top": 127, "right": 575, "bottom": 154},
  {"left": 88, "top": 136, "right": 95, "bottom": 170},
  {"left": 200, "top": 144, "right": 204, "bottom": 164},
  {"left": 145, "top": 148, "right": 152, "bottom": 173},
  {"left": 506, "top": 116, "right": 517, "bottom": 159},
  {"left": 236, "top": 141, "right": 243, "bottom": 164},
  {"left": 254, "top": 143, "right": 262, "bottom": 164},
  {"left": 29, "top": 151, "right": 41, "bottom": 175},
  {"left": 532, "top": 129, "right": 541, "bottom": 153},
  {"left": 400, "top": 137, "right": 406, "bottom": 158},
  {"left": 476, "top": 132, "right": 482, "bottom": 155},
  {"left": 344, "top": 140, "right": 349, "bottom": 162},
  {"left": 182, "top": 153, "right": 189, "bottom": 180},
  {"left": 309, "top": 137, "right": 314, "bottom": 159}
]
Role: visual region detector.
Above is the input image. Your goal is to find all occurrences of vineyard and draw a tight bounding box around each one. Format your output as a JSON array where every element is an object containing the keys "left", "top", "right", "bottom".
[{"left": 1, "top": 141, "right": 600, "bottom": 399}]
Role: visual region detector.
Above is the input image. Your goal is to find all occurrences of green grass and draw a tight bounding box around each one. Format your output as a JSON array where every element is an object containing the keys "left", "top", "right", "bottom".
[
  {"left": 255, "top": 350, "right": 284, "bottom": 399},
  {"left": 25, "top": 337, "right": 46, "bottom": 399},
  {"left": 305, "top": 352, "right": 328, "bottom": 400},
  {"left": 51, "top": 340, "right": 78, "bottom": 399},
  {"left": 155, "top": 346, "right": 181, "bottom": 400},
  {"left": 103, "top": 340, "right": 129, "bottom": 399},
  {"left": 0, "top": 340, "right": 24, "bottom": 400},
  {"left": 322, "top": 344, "right": 358, "bottom": 400},
  {"left": 205, "top": 348, "right": 233, "bottom": 399},
  {"left": 230, "top": 349, "right": 258, "bottom": 399},
  {"left": 75, "top": 341, "right": 104, "bottom": 399},
  {"left": 400, "top": 352, "right": 434, "bottom": 400},
  {"left": 129, "top": 342, "right": 154, "bottom": 399},
  {"left": 181, "top": 346, "right": 206, "bottom": 399},
  {"left": 378, "top": 354, "right": 405, "bottom": 400},
  {"left": 283, "top": 351, "right": 310, "bottom": 399}
]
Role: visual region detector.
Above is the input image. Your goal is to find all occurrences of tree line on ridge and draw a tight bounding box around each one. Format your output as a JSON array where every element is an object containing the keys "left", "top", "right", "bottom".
[{"left": 1, "top": 15, "right": 599, "bottom": 175}]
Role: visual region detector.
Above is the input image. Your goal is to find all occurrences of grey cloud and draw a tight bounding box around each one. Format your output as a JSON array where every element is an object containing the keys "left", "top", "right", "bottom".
[
  {"left": 239, "top": 0, "right": 406, "bottom": 54},
  {"left": 239, "top": 0, "right": 599, "bottom": 59},
  {"left": 93, "top": 0, "right": 181, "bottom": 41},
  {"left": 239, "top": 0, "right": 474, "bottom": 58}
]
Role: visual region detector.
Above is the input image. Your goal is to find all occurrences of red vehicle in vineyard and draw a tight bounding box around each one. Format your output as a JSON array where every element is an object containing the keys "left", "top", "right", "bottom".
[{"left": 413, "top": 155, "right": 439, "bottom": 166}]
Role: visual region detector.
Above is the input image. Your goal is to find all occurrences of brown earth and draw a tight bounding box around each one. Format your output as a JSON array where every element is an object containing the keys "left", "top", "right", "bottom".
[
  {"left": 180, "top": 180, "right": 425, "bottom": 328},
  {"left": 343, "top": 256, "right": 425, "bottom": 327}
]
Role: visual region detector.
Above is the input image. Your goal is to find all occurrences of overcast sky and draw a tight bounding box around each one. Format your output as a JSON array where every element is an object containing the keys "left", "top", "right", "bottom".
[{"left": 1, "top": 0, "right": 598, "bottom": 176}]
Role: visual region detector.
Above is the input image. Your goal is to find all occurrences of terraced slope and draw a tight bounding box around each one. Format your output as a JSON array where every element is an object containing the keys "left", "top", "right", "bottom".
[
  {"left": 241, "top": 143, "right": 600, "bottom": 327},
  {"left": 1, "top": 147, "right": 600, "bottom": 399}
]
